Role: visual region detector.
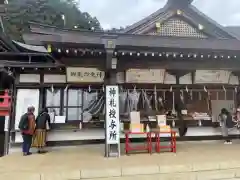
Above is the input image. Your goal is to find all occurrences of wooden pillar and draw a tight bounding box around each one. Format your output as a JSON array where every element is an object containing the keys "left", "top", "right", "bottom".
[
  {"left": 175, "top": 73, "right": 188, "bottom": 137},
  {"left": 105, "top": 49, "right": 117, "bottom": 85},
  {"left": 103, "top": 38, "right": 119, "bottom": 157},
  {"left": 0, "top": 68, "right": 15, "bottom": 156}
]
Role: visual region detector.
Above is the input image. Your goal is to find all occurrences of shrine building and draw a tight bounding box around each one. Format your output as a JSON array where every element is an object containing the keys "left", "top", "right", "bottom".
[{"left": 2, "top": 0, "right": 240, "bottom": 144}]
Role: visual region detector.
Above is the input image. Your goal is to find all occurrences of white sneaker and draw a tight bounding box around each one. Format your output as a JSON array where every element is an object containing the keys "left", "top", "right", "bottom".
[{"left": 224, "top": 141, "right": 232, "bottom": 144}]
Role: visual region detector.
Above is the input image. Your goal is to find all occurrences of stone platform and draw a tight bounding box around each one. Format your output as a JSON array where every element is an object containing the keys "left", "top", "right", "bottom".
[{"left": 2, "top": 141, "right": 240, "bottom": 180}]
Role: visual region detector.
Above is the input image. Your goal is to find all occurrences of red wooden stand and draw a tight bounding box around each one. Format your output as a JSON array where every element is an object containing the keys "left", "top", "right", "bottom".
[
  {"left": 125, "top": 131, "right": 152, "bottom": 154},
  {"left": 155, "top": 130, "right": 176, "bottom": 153}
]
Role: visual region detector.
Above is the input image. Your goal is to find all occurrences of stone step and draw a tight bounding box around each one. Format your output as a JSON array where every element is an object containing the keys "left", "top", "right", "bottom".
[{"left": 2, "top": 162, "right": 240, "bottom": 180}]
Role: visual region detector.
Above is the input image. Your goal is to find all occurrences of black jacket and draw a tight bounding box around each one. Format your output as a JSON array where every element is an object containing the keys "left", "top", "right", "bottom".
[{"left": 35, "top": 111, "right": 51, "bottom": 129}]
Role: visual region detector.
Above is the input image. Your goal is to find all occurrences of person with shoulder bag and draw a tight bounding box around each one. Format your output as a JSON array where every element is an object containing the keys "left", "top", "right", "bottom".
[
  {"left": 219, "top": 108, "right": 234, "bottom": 144},
  {"left": 19, "top": 106, "right": 36, "bottom": 156},
  {"left": 32, "top": 107, "right": 51, "bottom": 154}
]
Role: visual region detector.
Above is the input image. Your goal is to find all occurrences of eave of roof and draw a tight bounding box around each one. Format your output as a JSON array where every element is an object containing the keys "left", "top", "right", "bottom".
[
  {"left": 225, "top": 26, "right": 240, "bottom": 39},
  {"left": 0, "top": 34, "right": 20, "bottom": 52},
  {"left": 22, "top": 27, "right": 240, "bottom": 53},
  {"left": 12, "top": 40, "right": 48, "bottom": 53}
]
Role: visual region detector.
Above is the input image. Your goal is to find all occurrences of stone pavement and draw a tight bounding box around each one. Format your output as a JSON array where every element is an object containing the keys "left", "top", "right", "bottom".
[{"left": 2, "top": 141, "right": 240, "bottom": 180}]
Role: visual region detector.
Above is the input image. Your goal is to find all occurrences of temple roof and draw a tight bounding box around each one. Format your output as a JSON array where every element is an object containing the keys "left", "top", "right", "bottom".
[
  {"left": 22, "top": 23, "right": 240, "bottom": 54},
  {"left": 0, "top": 33, "right": 60, "bottom": 66},
  {"left": 12, "top": 40, "right": 48, "bottom": 53},
  {"left": 122, "top": 0, "right": 237, "bottom": 39},
  {"left": 0, "top": 34, "right": 19, "bottom": 52},
  {"left": 167, "top": 0, "right": 193, "bottom": 7},
  {"left": 225, "top": 26, "right": 240, "bottom": 39}
]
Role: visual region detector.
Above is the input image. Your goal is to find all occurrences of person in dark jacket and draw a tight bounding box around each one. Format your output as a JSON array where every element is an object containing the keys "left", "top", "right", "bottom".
[
  {"left": 32, "top": 107, "right": 51, "bottom": 153},
  {"left": 219, "top": 108, "right": 234, "bottom": 144},
  {"left": 19, "top": 106, "right": 36, "bottom": 156}
]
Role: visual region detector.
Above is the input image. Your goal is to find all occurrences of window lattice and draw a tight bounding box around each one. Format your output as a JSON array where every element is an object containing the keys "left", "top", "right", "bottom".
[{"left": 148, "top": 18, "right": 207, "bottom": 38}]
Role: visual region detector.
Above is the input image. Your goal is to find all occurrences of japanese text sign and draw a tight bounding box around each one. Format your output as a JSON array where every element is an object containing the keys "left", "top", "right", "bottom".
[
  {"left": 106, "top": 86, "right": 120, "bottom": 145},
  {"left": 66, "top": 67, "right": 105, "bottom": 83}
]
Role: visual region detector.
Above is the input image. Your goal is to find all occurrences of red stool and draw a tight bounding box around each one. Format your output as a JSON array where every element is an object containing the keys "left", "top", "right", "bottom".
[
  {"left": 155, "top": 130, "right": 176, "bottom": 153},
  {"left": 125, "top": 131, "right": 152, "bottom": 155}
]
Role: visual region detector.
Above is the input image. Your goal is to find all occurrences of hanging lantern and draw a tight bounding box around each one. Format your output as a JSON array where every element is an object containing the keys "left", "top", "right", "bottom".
[
  {"left": 51, "top": 85, "right": 54, "bottom": 93},
  {"left": 172, "top": 120, "right": 176, "bottom": 127},
  {"left": 176, "top": 9, "right": 183, "bottom": 15},
  {"left": 190, "top": 90, "right": 193, "bottom": 100},
  {"left": 154, "top": 85, "right": 157, "bottom": 95},
  {"left": 198, "top": 24, "right": 204, "bottom": 30},
  {"left": 185, "top": 86, "right": 189, "bottom": 93},
  {"left": 198, "top": 120, "right": 202, "bottom": 127},
  {"left": 204, "top": 86, "right": 207, "bottom": 92},
  {"left": 47, "top": 44, "right": 52, "bottom": 53},
  {"left": 64, "top": 85, "right": 69, "bottom": 92},
  {"left": 120, "top": 86, "right": 123, "bottom": 92},
  {"left": 96, "top": 90, "right": 98, "bottom": 100},
  {"left": 156, "top": 22, "right": 161, "bottom": 33},
  {"left": 133, "top": 85, "right": 136, "bottom": 92},
  {"left": 223, "top": 85, "right": 226, "bottom": 92}
]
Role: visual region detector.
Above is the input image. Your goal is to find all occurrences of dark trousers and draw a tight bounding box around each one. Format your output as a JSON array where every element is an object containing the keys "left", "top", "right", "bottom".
[
  {"left": 177, "top": 113, "right": 188, "bottom": 137},
  {"left": 22, "top": 133, "right": 32, "bottom": 153}
]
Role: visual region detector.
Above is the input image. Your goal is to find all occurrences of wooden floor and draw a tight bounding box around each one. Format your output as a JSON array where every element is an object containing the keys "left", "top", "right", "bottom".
[{"left": 3, "top": 141, "right": 240, "bottom": 179}]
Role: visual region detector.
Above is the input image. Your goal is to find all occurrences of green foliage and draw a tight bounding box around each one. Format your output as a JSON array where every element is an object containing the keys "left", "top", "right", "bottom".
[{"left": 2, "top": 0, "right": 102, "bottom": 41}]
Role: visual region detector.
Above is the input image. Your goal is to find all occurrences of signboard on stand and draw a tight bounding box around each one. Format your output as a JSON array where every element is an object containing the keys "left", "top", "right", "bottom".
[
  {"left": 106, "top": 86, "right": 120, "bottom": 144},
  {"left": 105, "top": 86, "right": 120, "bottom": 157}
]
